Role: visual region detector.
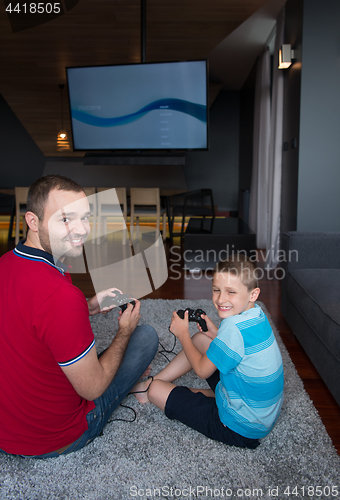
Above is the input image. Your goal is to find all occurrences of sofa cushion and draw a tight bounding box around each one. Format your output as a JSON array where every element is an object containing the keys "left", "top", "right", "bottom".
[{"left": 287, "top": 269, "right": 340, "bottom": 359}]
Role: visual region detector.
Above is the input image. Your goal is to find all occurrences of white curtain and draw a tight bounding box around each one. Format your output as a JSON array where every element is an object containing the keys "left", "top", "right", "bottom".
[
  {"left": 249, "top": 7, "right": 285, "bottom": 269},
  {"left": 249, "top": 47, "right": 271, "bottom": 249},
  {"left": 266, "top": 8, "right": 285, "bottom": 269}
]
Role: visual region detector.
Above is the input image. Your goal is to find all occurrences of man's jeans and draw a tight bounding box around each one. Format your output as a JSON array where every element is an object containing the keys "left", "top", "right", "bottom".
[{"left": 0, "top": 324, "right": 158, "bottom": 459}]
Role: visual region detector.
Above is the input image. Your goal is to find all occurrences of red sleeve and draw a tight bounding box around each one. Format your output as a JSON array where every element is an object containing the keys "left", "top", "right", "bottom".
[{"left": 32, "top": 283, "right": 95, "bottom": 366}]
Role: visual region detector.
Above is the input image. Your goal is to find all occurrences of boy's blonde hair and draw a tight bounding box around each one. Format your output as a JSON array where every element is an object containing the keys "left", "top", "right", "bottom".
[{"left": 213, "top": 255, "right": 258, "bottom": 291}]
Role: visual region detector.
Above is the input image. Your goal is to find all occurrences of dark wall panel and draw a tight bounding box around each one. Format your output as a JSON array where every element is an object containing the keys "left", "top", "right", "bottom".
[
  {"left": 297, "top": 0, "right": 340, "bottom": 231},
  {"left": 280, "top": 0, "right": 303, "bottom": 235},
  {"left": 185, "top": 89, "right": 240, "bottom": 212},
  {"left": 0, "top": 94, "right": 45, "bottom": 188}
]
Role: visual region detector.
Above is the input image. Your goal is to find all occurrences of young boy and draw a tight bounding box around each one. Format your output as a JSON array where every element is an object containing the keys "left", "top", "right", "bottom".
[{"left": 132, "top": 257, "right": 284, "bottom": 449}]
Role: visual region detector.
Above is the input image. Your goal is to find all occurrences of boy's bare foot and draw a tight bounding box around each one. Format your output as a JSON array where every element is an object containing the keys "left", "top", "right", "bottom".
[{"left": 130, "top": 379, "right": 152, "bottom": 404}]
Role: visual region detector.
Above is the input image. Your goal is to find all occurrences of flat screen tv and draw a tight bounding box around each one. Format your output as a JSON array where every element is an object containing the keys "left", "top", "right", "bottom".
[{"left": 66, "top": 60, "right": 208, "bottom": 152}]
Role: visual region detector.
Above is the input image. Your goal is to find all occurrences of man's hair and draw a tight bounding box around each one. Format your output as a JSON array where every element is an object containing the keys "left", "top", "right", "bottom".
[
  {"left": 213, "top": 255, "right": 258, "bottom": 291},
  {"left": 26, "top": 175, "right": 84, "bottom": 221}
]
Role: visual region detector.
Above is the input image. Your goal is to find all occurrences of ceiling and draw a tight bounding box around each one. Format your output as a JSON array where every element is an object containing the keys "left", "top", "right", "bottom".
[{"left": 0, "top": 0, "right": 285, "bottom": 156}]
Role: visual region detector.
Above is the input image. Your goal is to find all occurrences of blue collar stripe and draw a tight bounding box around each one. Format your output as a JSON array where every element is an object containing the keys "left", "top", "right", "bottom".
[{"left": 13, "top": 247, "right": 66, "bottom": 275}]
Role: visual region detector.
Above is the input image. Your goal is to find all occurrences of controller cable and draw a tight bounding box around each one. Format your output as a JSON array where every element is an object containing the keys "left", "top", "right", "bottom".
[
  {"left": 105, "top": 315, "right": 204, "bottom": 425},
  {"left": 158, "top": 328, "right": 177, "bottom": 362},
  {"left": 107, "top": 403, "right": 137, "bottom": 423},
  {"left": 106, "top": 332, "right": 177, "bottom": 425}
]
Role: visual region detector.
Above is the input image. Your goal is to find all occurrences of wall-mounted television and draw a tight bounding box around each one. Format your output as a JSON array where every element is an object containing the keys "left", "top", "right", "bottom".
[{"left": 66, "top": 60, "right": 208, "bottom": 152}]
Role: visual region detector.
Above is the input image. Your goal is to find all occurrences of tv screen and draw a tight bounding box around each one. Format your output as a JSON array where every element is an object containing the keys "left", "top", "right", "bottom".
[{"left": 66, "top": 60, "right": 208, "bottom": 151}]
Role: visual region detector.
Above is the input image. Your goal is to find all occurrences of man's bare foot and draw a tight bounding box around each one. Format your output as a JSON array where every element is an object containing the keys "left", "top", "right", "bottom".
[{"left": 130, "top": 378, "right": 153, "bottom": 404}]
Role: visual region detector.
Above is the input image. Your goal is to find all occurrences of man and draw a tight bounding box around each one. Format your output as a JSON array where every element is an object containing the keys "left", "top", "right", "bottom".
[{"left": 0, "top": 175, "right": 158, "bottom": 458}]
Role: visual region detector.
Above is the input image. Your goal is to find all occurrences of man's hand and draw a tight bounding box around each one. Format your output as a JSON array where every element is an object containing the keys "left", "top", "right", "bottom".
[
  {"left": 118, "top": 300, "right": 141, "bottom": 333},
  {"left": 87, "top": 288, "right": 123, "bottom": 316},
  {"left": 197, "top": 314, "right": 219, "bottom": 339},
  {"left": 61, "top": 300, "right": 141, "bottom": 401}
]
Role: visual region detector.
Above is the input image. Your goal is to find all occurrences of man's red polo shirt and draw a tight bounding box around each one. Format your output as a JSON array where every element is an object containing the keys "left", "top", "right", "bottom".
[{"left": 0, "top": 241, "right": 95, "bottom": 455}]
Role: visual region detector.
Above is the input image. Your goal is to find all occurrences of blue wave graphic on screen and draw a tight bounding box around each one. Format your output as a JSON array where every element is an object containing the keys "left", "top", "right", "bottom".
[{"left": 71, "top": 98, "right": 206, "bottom": 127}]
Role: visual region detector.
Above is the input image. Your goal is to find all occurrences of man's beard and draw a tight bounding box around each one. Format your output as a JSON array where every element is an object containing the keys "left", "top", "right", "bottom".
[
  {"left": 38, "top": 225, "right": 53, "bottom": 256},
  {"left": 38, "top": 225, "right": 84, "bottom": 261}
]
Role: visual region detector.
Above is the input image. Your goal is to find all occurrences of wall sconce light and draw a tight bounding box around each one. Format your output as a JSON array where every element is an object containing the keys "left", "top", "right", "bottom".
[
  {"left": 57, "top": 84, "right": 71, "bottom": 151},
  {"left": 278, "top": 44, "right": 295, "bottom": 69}
]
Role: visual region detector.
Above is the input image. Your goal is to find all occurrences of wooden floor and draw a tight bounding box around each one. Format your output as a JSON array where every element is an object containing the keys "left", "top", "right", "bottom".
[{"left": 1, "top": 233, "right": 339, "bottom": 454}]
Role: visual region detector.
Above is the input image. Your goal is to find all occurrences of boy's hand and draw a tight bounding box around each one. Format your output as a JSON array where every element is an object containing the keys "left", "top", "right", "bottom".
[
  {"left": 169, "top": 310, "right": 190, "bottom": 340},
  {"left": 198, "top": 314, "right": 218, "bottom": 339}
]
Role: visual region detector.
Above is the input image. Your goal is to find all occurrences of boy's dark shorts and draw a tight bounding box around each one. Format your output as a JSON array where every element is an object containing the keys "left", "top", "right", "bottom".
[{"left": 164, "top": 370, "right": 260, "bottom": 449}]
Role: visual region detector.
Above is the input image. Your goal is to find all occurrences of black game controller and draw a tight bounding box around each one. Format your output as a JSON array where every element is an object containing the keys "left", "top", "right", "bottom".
[
  {"left": 101, "top": 291, "right": 136, "bottom": 311},
  {"left": 176, "top": 308, "right": 208, "bottom": 332},
  {"left": 119, "top": 300, "right": 136, "bottom": 312}
]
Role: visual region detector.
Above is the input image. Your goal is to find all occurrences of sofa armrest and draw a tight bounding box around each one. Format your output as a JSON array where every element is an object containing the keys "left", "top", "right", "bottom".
[
  {"left": 281, "top": 231, "right": 340, "bottom": 318},
  {"left": 282, "top": 231, "right": 340, "bottom": 272}
]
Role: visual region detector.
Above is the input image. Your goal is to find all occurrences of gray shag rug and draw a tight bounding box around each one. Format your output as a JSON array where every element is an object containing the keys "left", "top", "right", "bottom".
[{"left": 1, "top": 299, "right": 339, "bottom": 500}]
